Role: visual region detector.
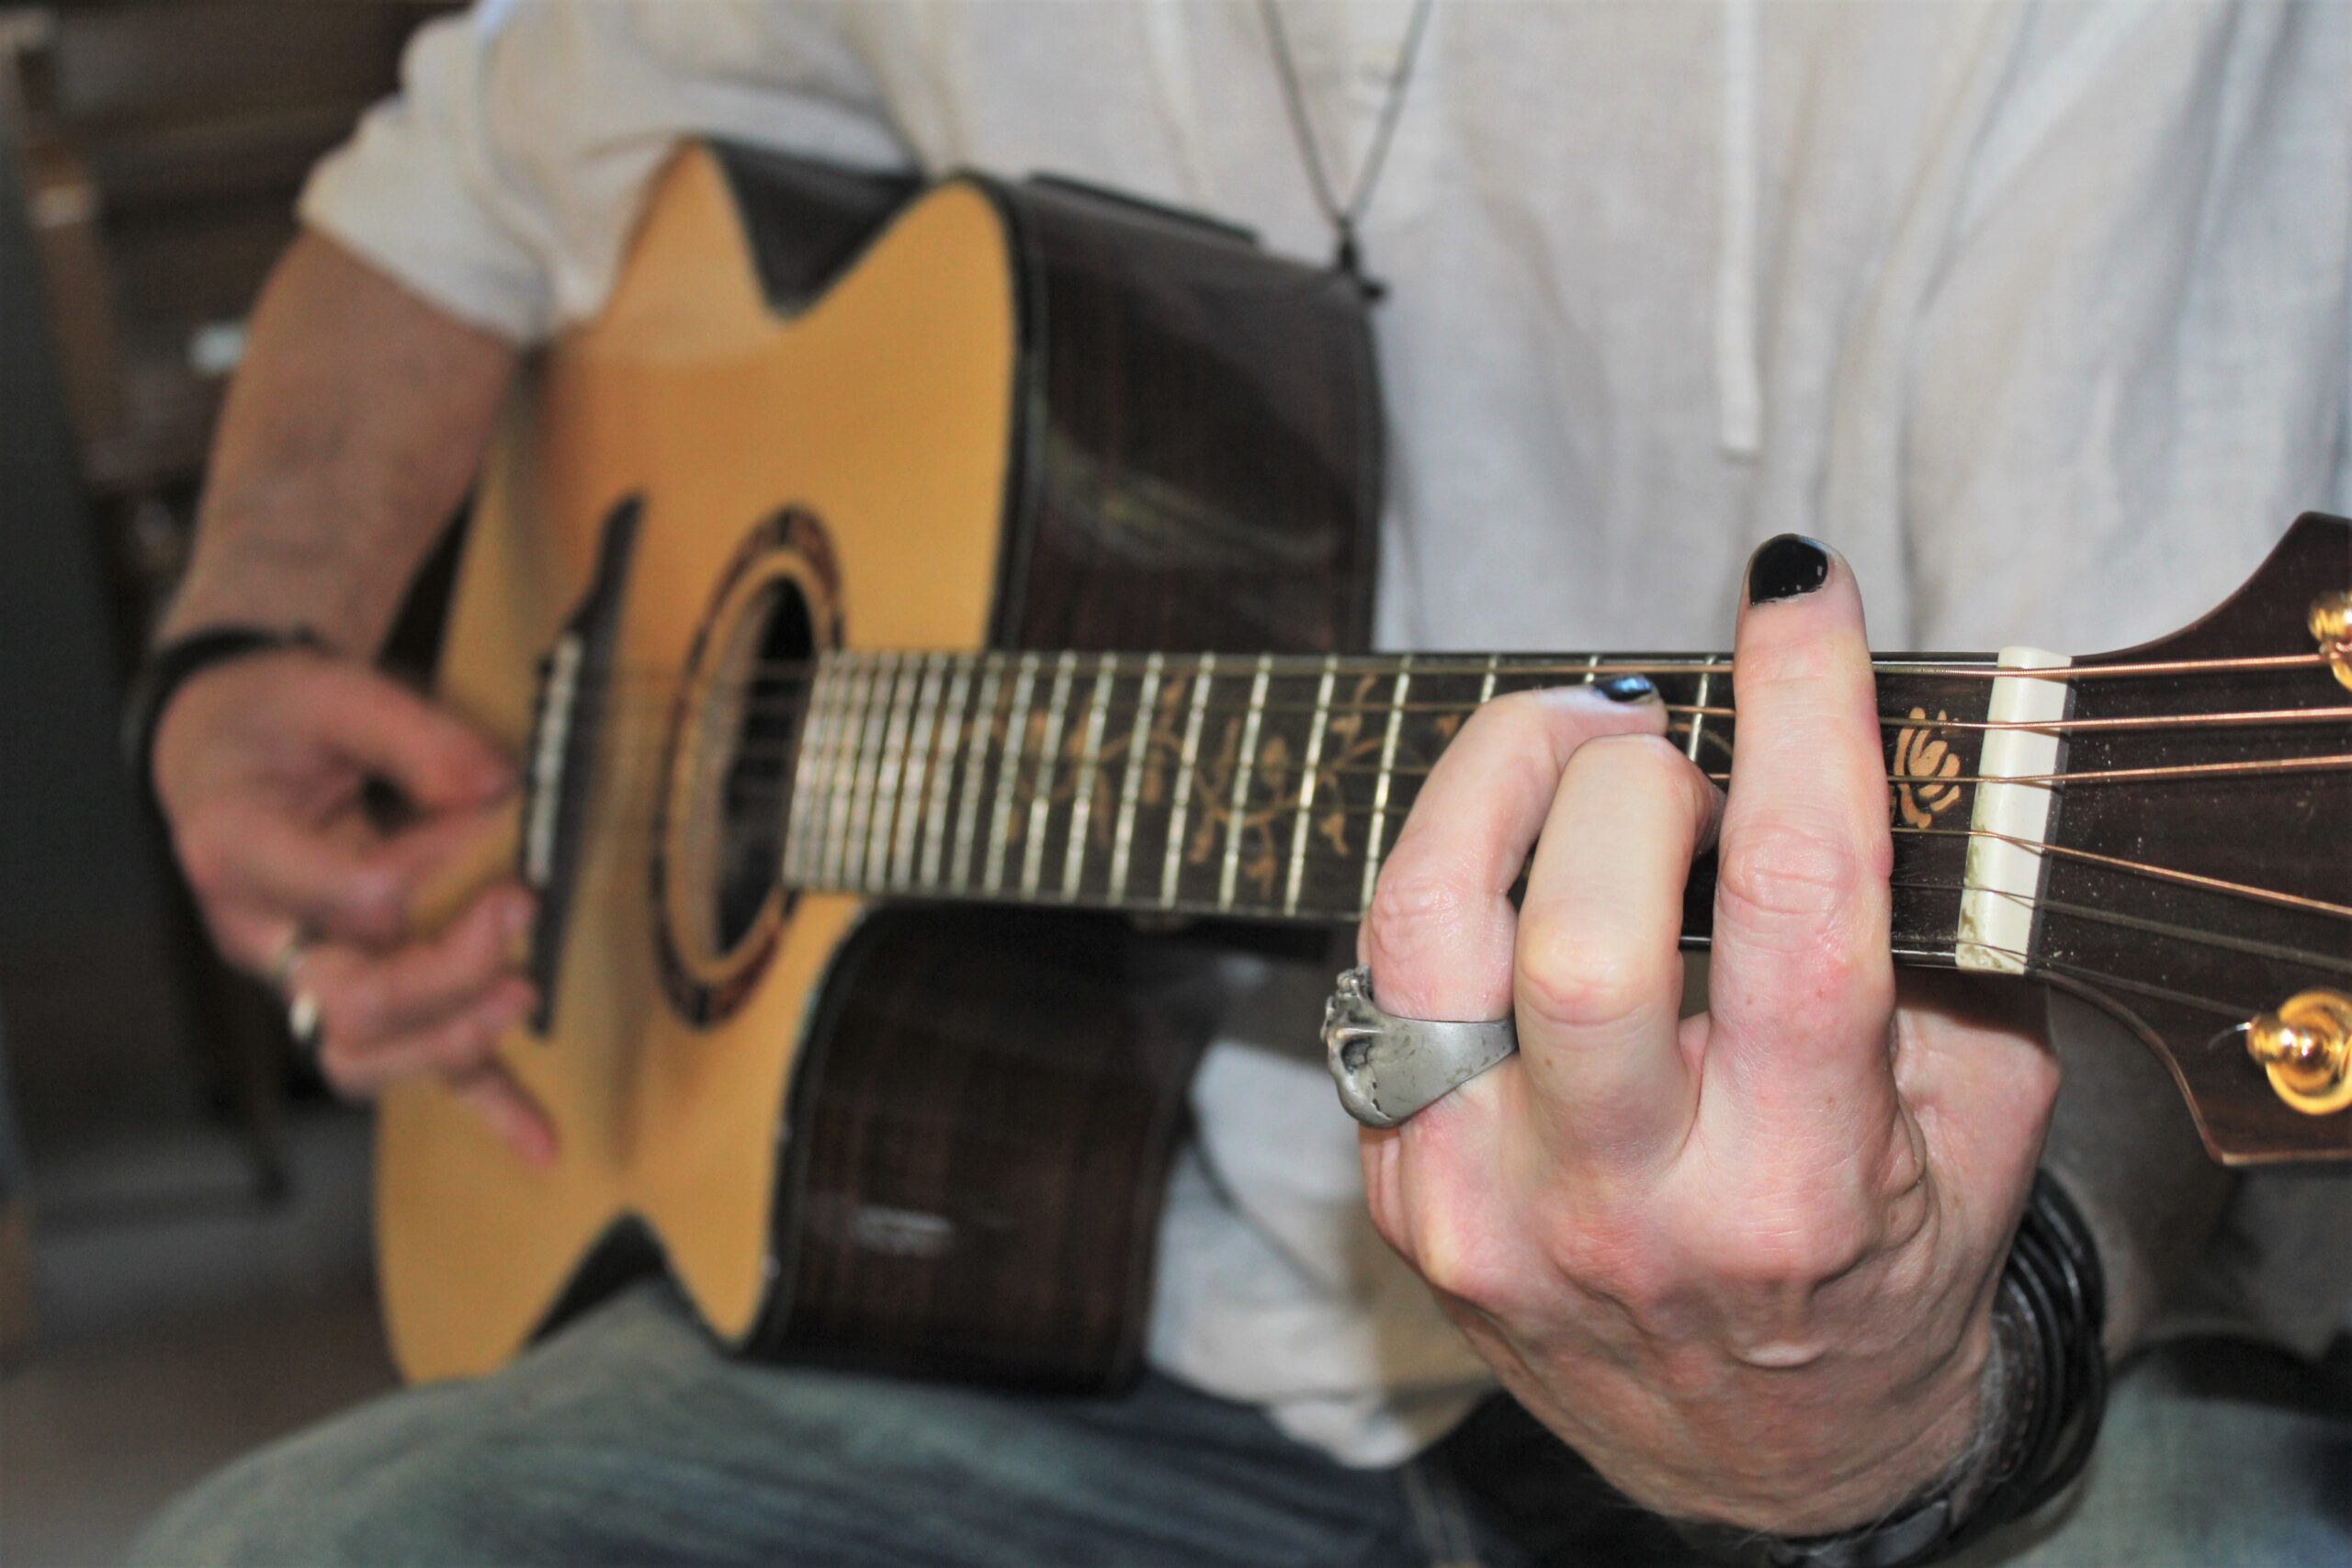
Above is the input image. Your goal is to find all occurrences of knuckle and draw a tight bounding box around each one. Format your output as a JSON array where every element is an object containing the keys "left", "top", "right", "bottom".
[
  {"left": 1516, "top": 924, "right": 1663, "bottom": 1033},
  {"left": 1534, "top": 1205, "right": 1664, "bottom": 1305},
  {"left": 1720, "top": 1224, "right": 1869, "bottom": 1293},
  {"left": 1364, "top": 863, "right": 1472, "bottom": 968},
  {"left": 1705, "top": 1188, "right": 1876, "bottom": 1291},
  {"left": 1409, "top": 1207, "right": 1515, "bottom": 1312},
  {"left": 337, "top": 869, "right": 411, "bottom": 939},
  {"left": 1716, "top": 821, "right": 1871, "bottom": 935}
]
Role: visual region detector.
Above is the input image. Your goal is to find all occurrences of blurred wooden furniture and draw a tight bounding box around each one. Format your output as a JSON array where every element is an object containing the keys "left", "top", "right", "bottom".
[{"left": 3, "top": 0, "right": 449, "bottom": 544}]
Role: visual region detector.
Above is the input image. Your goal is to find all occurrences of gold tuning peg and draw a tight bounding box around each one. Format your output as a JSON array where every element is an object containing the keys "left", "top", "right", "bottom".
[
  {"left": 2247, "top": 989, "right": 2352, "bottom": 1115},
  {"left": 2313, "top": 591, "right": 2352, "bottom": 691}
]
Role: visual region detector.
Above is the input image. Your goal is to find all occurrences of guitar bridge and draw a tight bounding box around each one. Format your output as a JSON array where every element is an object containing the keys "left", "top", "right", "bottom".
[{"left": 515, "top": 497, "right": 641, "bottom": 1032}]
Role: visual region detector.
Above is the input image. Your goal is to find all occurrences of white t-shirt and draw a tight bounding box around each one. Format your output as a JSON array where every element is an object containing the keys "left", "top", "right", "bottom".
[{"left": 301, "top": 0, "right": 2352, "bottom": 1465}]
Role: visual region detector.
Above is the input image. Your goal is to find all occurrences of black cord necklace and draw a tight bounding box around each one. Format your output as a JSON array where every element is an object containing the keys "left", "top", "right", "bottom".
[{"left": 1260, "top": 0, "right": 1436, "bottom": 299}]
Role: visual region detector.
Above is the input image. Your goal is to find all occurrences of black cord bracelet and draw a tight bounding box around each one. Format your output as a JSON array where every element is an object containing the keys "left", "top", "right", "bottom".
[
  {"left": 121, "top": 624, "right": 322, "bottom": 817},
  {"left": 1681, "top": 1168, "right": 2109, "bottom": 1568}
]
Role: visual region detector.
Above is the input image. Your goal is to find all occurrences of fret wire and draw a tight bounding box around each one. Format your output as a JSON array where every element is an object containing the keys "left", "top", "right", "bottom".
[
  {"left": 1162, "top": 654, "right": 1218, "bottom": 908},
  {"left": 820, "top": 657, "right": 873, "bottom": 891},
  {"left": 832, "top": 653, "right": 870, "bottom": 893},
  {"left": 1359, "top": 656, "right": 1414, "bottom": 912},
  {"left": 802, "top": 656, "right": 837, "bottom": 886},
  {"left": 835, "top": 653, "right": 875, "bottom": 890},
  {"left": 891, "top": 653, "right": 948, "bottom": 891},
  {"left": 1480, "top": 652, "right": 1503, "bottom": 704},
  {"left": 1220, "top": 654, "right": 1276, "bottom": 909},
  {"left": 951, "top": 659, "right": 1003, "bottom": 894},
  {"left": 813, "top": 660, "right": 860, "bottom": 884},
  {"left": 920, "top": 656, "right": 974, "bottom": 889},
  {"left": 985, "top": 654, "right": 1040, "bottom": 896},
  {"left": 867, "top": 653, "right": 917, "bottom": 892},
  {"left": 848, "top": 653, "right": 903, "bottom": 892},
  {"left": 1285, "top": 654, "right": 1341, "bottom": 917},
  {"left": 1022, "top": 653, "right": 1079, "bottom": 898},
  {"left": 1111, "top": 652, "right": 1164, "bottom": 904},
  {"left": 782, "top": 660, "right": 833, "bottom": 883},
  {"left": 1685, "top": 655, "right": 1721, "bottom": 761},
  {"left": 1064, "top": 653, "right": 1118, "bottom": 901}
]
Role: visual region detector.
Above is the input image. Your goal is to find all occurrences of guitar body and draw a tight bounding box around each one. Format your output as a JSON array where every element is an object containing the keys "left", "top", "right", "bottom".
[{"left": 380, "top": 145, "right": 1378, "bottom": 1385}]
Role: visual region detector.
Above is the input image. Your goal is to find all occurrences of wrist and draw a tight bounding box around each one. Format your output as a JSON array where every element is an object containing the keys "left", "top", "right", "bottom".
[{"left": 125, "top": 624, "right": 323, "bottom": 811}]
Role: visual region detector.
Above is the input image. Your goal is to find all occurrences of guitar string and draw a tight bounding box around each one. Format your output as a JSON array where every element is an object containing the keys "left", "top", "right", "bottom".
[
  {"left": 587, "top": 690, "right": 2352, "bottom": 733},
  {"left": 571, "top": 649, "right": 2332, "bottom": 683},
  {"left": 617, "top": 680, "right": 2346, "bottom": 870},
  {"left": 595, "top": 739, "right": 2352, "bottom": 807},
  {"left": 577, "top": 656, "right": 2352, "bottom": 771},
  {"left": 581, "top": 682, "right": 2352, "bottom": 770},
  {"left": 1927, "top": 938, "right": 2257, "bottom": 1024},
  {"left": 618, "top": 652, "right": 2346, "bottom": 844},
  {"left": 1882, "top": 880, "right": 2352, "bottom": 976},
  {"left": 1894, "top": 825, "right": 2352, "bottom": 920},
  {"left": 678, "top": 858, "right": 2317, "bottom": 1023},
  {"left": 636, "top": 769, "right": 2352, "bottom": 944},
  {"left": 644, "top": 751, "right": 2352, "bottom": 814}
]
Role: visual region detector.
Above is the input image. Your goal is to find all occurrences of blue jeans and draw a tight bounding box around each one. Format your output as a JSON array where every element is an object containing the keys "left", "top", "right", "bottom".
[
  {"left": 129, "top": 1281, "right": 1682, "bottom": 1567},
  {"left": 133, "top": 1281, "right": 2346, "bottom": 1567}
]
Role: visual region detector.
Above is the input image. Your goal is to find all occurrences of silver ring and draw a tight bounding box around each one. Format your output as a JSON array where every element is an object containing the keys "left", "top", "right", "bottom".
[
  {"left": 286, "top": 987, "right": 323, "bottom": 1053},
  {"left": 1322, "top": 965, "right": 1519, "bottom": 1128},
  {"left": 270, "top": 926, "right": 323, "bottom": 1053}
]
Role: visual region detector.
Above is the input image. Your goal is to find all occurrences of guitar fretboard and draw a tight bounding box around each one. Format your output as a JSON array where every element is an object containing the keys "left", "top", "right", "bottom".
[{"left": 772, "top": 649, "right": 2014, "bottom": 961}]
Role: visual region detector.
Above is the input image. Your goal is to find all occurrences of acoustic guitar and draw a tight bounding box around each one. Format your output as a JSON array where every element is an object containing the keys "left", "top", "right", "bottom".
[{"left": 388, "top": 141, "right": 2351, "bottom": 1393}]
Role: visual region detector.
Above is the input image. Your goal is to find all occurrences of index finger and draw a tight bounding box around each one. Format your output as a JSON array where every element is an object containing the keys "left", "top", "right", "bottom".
[
  {"left": 298, "top": 664, "right": 515, "bottom": 809},
  {"left": 1707, "top": 536, "right": 1897, "bottom": 1115}
]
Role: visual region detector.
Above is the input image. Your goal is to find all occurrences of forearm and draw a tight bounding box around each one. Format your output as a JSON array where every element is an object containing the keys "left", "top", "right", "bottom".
[{"left": 164, "top": 230, "right": 519, "bottom": 654}]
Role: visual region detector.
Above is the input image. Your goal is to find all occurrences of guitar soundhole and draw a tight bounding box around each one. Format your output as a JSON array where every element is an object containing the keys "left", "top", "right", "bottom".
[
  {"left": 653, "top": 509, "right": 842, "bottom": 1025},
  {"left": 714, "top": 584, "right": 811, "bottom": 946}
]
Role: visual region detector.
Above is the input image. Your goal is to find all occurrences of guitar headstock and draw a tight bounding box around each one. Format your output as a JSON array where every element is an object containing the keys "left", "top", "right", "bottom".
[{"left": 2039, "top": 513, "right": 2350, "bottom": 1164}]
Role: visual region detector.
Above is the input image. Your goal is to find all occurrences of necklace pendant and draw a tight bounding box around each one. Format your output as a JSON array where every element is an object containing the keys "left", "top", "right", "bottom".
[{"left": 1334, "top": 230, "right": 1388, "bottom": 303}]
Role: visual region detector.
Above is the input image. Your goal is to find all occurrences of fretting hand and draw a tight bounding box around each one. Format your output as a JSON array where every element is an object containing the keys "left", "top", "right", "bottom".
[{"left": 1357, "top": 536, "right": 2058, "bottom": 1533}]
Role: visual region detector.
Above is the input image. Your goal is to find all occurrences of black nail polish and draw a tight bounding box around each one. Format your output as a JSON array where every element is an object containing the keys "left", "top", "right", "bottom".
[
  {"left": 1598, "top": 674, "right": 1657, "bottom": 703},
  {"left": 1747, "top": 534, "right": 1831, "bottom": 605}
]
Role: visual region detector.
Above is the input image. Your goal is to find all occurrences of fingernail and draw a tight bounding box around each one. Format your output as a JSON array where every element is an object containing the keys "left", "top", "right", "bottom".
[
  {"left": 1598, "top": 674, "right": 1657, "bottom": 703},
  {"left": 1747, "top": 535, "right": 1831, "bottom": 605}
]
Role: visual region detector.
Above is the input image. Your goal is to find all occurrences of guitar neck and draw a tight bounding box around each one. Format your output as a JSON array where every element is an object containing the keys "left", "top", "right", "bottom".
[{"left": 779, "top": 649, "right": 2018, "bottom": 963}]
